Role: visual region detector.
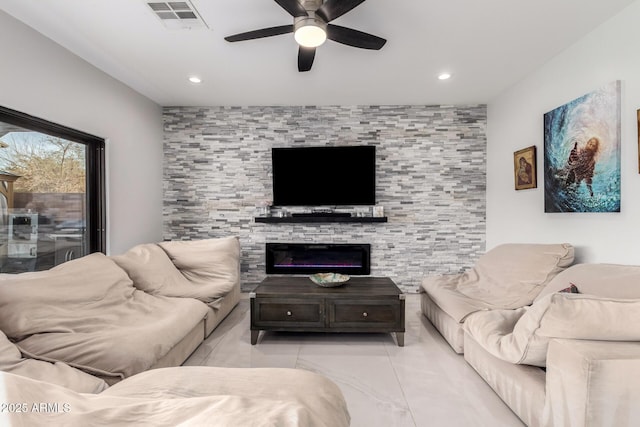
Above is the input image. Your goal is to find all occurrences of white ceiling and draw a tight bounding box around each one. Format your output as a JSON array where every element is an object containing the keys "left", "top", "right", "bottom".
[{"left": 0, "top": 0, "right": 635, "bottom": 107}]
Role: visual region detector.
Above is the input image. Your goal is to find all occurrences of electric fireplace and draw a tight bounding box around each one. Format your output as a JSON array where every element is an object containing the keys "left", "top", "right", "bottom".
[{"left": 266, "top": 243, "right": 370, "bottom": 275}]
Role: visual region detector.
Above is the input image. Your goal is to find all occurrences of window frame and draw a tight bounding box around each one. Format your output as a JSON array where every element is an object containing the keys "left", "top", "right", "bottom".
[{"left": 0, "top": 105, "right": 106, "bottom": 254}]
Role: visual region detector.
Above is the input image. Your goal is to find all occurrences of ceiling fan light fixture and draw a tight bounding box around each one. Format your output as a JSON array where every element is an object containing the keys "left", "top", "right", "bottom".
[
  {"left": 294, "top": 17, "right": 327, "bottom": 48},
  {"left": 224, "top": 0, "right": 385, "bottom": 71}
]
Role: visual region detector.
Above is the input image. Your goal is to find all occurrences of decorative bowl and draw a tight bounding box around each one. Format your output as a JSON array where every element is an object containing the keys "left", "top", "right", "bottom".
[{"left": 309, "top": 273, "right": 350, "bottom": 287}]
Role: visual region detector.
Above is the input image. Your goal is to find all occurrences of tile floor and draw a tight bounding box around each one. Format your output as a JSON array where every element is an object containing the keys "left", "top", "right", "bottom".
[{"left": 184, "top": 294, "right": 525, "bottom": 427}]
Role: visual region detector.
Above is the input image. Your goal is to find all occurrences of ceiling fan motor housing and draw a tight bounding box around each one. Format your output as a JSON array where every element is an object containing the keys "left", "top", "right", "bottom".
[
  {"left": 301, "top": 0, "right": 324, "bottom": 14},
  {"left": 294, "top": 16, "right": 327, "bottom": 33},
  {"left": 295, "top": 0, "right": 327, "bottom": 28}
]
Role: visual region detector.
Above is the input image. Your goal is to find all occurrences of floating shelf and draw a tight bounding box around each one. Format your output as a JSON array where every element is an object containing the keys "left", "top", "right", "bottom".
[{"left": 255, "top": 216, "right": 388, "bottom": 224}]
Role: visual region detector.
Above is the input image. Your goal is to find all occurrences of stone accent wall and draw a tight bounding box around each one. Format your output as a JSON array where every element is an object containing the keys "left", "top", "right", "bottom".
[{"left": 163, "top": 105, "right": 486, "bottom": 292}]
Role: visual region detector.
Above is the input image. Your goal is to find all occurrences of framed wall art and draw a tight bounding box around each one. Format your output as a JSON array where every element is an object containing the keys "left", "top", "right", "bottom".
[
  {"left": 514, "top": 146, "right": 537, "bottom": 190},
  {"left": 543, "top": 80, "right": 621, "bottom": 213}
]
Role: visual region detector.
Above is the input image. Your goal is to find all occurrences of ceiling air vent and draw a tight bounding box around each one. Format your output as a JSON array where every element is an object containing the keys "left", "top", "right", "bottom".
[{"left": 146, "top": 1, "right": 208, "bottom": 29}]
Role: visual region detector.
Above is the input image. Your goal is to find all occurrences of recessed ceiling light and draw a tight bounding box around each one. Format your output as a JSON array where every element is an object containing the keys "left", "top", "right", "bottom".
[
  {"left": 438, "top": 73, "right": 452, "bottom": 80},
  {"left": 188, "top": 76, "right": 202, "bottom": 84}
]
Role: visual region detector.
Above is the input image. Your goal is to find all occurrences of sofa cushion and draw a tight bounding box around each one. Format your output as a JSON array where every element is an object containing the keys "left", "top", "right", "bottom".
[
  {"left": 158, "top": 236, "right": 240, "bottom": 300},
  {"left": 0, "top": 253, "right": 135, "bottom": 340},
  {"left": 0, "top": 253, "right": 209, "bottom": 379},
  {"left": 111, "top": 243, "right": 200, "bottom": 297},
  {"left": 465, "top": 293, "right": 640, "bottom": 367},
  {"left": 103, "top": 367, "right": 351, "bottom": 427},
  {"left": 543, "top": 339, "right": 640, "bottom": 427},
  {"left": 0, "top": 366, "right": 351, "bottom": 427},
  {"left": 0, "top": 330, "right": 108, "bottom": 393},
  {"left": 535, "top": 263, "right": 640, "bottom": 302},
  {"left": 421, "top": 243, "right": 574, "bottom": 322}
]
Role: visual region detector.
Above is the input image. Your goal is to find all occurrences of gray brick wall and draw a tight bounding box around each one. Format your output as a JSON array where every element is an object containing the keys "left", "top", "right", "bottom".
[{"left": 163, "top": 105, "right": 486, "bottom": 292}]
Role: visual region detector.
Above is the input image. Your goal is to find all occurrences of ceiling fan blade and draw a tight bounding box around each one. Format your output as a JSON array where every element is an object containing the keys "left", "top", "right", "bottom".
[
  {"left": 273, "top": 0, "right": 309, "bottom": 17},
  {"left": 298, "top": 47, "right": 316, "bottom": 72},
  {"left": 326, "top": 24, "right": 386, "bottom": 50},
  {"left": 316, "top": 0, "right": 366, "bottom": 22},
  {"left": 224, "top": 25, "right": 294, "bottom": 42}
]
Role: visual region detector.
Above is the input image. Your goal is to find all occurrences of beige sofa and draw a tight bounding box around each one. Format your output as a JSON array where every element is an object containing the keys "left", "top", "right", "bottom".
[
  {"left": 420, "top": 243, "right": 575, "bottom": 353},
  {"left": 0, "top": 236, "right": 242, "bottom": 385},
  {"left": 463, "top": 263, "right": 640, "bottom": 426},
  {"left": 112, "top": 237, "right": 243, "bottom": 345},
  {"left": 0, "top": 236, "right": 351, "bottom": 426},
  {"left": 0, "top": 367, "right": 350, "bottom": 427}
]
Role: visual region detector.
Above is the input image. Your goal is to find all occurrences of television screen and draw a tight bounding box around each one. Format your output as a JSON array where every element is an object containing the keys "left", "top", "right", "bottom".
[{"left": 272, "top": 146, "right": 375, "bottom": 206}]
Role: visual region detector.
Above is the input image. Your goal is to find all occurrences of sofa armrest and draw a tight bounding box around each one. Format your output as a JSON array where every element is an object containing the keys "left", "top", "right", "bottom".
[{"left": 543, "top": 339, "right": 640, "bottom": 427}]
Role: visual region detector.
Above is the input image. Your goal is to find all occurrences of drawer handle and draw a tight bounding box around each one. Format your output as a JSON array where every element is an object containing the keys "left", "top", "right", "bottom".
[
  {"left": 286, "top": 311, "right": 292, "bottom": 316},
  {"left": 362, "top": 312, "right": 368, "bottom": 318}
]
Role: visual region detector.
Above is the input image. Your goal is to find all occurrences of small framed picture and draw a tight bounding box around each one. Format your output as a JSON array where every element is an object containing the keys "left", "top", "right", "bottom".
[{"left": 514, "top": 146, "right": 537, "bottom": 190}]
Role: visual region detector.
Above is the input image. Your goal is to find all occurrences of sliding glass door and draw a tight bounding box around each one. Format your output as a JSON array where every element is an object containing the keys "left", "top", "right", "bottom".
[{"left": 0, "top": 106, "right": 105, "bottom": 273}]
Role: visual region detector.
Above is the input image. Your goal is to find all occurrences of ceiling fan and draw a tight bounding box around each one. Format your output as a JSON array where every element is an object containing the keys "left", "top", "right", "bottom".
[{"left": 224, "top": 0, "right": 386, "bottom": 72}]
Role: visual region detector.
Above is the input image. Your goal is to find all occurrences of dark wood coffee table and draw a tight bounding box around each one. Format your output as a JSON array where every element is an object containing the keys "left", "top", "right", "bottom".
[{"left": 250, "top": 276, "right": 405, "bottom": 346}]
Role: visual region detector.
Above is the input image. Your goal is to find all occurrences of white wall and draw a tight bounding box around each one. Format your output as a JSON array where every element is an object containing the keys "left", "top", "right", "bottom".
[
  {"left": 487, "top": 0, "right": 640, "bottom": 263},
  {"left": 0, "top": 10, "right": 163, "bottom": 255}
]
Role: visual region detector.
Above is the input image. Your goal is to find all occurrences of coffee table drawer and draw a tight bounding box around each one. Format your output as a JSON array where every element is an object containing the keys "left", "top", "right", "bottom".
[
  {"left": 329, "top": 299, "right": 403, "bottom": 328},
  {"left": 253, "top": 298, "right": 324, "bottom": 327}
]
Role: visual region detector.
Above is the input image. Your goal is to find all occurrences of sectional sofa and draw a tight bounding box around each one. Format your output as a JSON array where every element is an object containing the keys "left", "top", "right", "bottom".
[
  {"left": 421, "top": 244, "right": 640, "bottom": 426},
  {"left": 0, "top": 236, "right": 351, "bottom": 426},
  {"left": 420, "top": 243, "right": 575, "bottom": 353},
  {"left": 0, "top": 236, "right": 242, "bottom": 385}
]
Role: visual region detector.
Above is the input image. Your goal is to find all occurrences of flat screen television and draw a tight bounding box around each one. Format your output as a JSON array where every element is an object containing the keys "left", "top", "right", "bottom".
[{"left": 272, "top": 145, "right": 375, "bottom": 206}]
